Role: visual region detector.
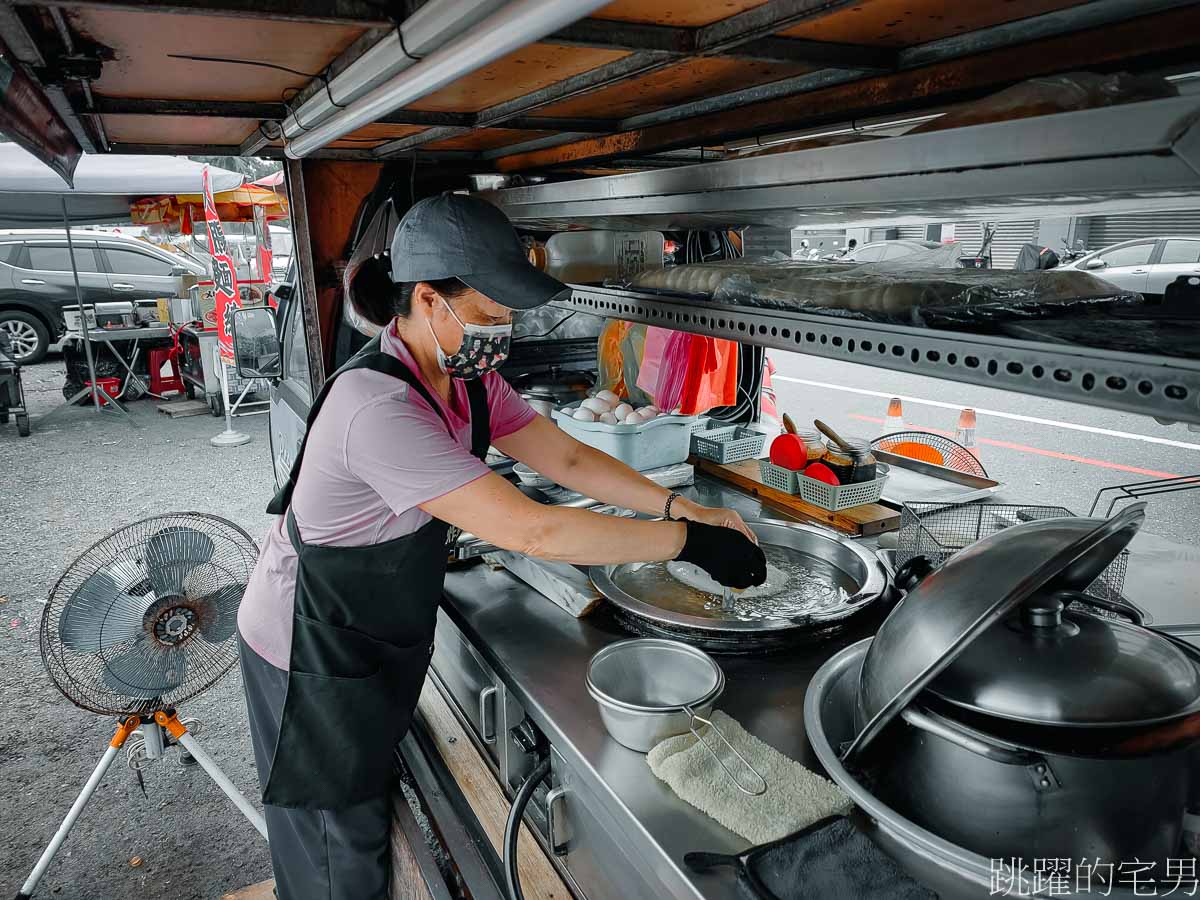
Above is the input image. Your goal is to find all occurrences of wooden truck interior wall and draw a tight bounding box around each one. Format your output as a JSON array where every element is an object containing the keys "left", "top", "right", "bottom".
[{"left": 288, "top": 159, "right": 380, "bottom": 379}]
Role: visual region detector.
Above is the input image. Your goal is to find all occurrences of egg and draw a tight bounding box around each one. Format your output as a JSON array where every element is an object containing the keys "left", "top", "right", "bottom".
[
  {"left": 572, "top": 407, "right": 598, "bottom": 422},
  {"left": 643, "top": 405, "right": 660, "bottom": 416},
  {"left": 595, "top": 390, "right": 620, "bottom": 405},
  {"left": 580, "top": 397, "right": 611, "bottom": 415},
  {"left": 622, "top": 411, "right": 643, "bottom": 425},
  {"left": 613, "top": 403, "right": 634, "bottom": 421},
  {"left": 635, "top": 408, "right": 657, "bottom": 421},
  {"left": 599, "top": 411, "right": 619, "bottom": 425}
]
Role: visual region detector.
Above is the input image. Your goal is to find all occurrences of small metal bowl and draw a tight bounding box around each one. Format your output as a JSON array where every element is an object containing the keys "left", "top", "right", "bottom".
[
  {"left": 586, "top": 638, "right": 724, "bottom": 752},
  {"left": 512, "top": 462, "right": 556, "bottom": 490}
]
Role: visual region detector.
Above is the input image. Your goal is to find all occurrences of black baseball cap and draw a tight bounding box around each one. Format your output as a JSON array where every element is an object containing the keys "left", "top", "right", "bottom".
[{"left": 390, "top": 192, "right": 567, "bottom": 310}]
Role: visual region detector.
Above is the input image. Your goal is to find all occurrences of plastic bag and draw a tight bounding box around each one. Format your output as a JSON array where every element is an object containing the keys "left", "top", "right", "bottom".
[
  {"left": 912, "top": 72, "right": 1176, "bottom": 134},
  {"left": 595, "top": 318, "right": 630, "bottom": 397},
  {"left": 619, "top": 323, "right": 652, "bottom": 407},
  {"left": 635, "top": 326, "right": 678, "bottom": 401},
  {"left": 628, "top": 261, "right": 1142, "bottom": 332},
  {"left": 653, "top": 330, "right": 694, "bottom": 412},
  {"left": 678, "top": 337, "right": 738, "bottom": 416}
]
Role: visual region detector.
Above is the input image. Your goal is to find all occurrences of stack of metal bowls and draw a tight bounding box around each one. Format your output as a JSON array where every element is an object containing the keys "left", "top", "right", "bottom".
[{"left": 587, "top": 638, "right": 724, "bottom": 752}]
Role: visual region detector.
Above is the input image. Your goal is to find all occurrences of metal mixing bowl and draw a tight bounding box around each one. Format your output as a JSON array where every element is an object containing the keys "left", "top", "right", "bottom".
[{"left": 586, "top": 638, "right": 724, "bottom": 752}]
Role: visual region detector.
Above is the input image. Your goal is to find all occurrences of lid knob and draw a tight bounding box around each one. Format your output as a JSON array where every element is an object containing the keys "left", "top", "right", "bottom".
[{"left": 1022, "top": 593, "right": 1066, "bottom": 630}]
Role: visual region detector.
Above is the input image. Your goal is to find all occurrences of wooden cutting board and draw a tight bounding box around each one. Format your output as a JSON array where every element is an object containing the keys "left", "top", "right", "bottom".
[{"left": 692, "top": 457, "right": 900, "bottom": 536}]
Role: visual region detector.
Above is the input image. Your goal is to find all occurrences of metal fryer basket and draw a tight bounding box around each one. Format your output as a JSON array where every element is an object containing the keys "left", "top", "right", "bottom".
[{"left": 897, "top": 502, "right": 1129, "bottom": 603}]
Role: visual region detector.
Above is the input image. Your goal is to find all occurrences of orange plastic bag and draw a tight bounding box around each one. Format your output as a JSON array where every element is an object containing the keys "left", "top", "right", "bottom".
[
  {"left": 678, "top": 338, "right": 738, "bottom": 415},
  {"left": 596, "top": 318, "right": 630, "bottom": 398}
]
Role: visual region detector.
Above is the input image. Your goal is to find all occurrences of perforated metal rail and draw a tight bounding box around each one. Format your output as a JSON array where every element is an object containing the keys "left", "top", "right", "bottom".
[{"left": 558, "top": 286, "right": 1200, "bottom": 425}]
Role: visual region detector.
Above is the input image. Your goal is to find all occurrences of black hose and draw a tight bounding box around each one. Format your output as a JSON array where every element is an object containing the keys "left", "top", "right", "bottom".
[{"left": 503, "top": 755, "right": 552, "bottom": 900}]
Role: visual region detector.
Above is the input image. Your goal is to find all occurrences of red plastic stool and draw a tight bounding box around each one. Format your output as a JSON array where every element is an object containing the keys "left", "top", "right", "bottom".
[{"left": 148, "top": 346, "right": 184, "bottom": 397}]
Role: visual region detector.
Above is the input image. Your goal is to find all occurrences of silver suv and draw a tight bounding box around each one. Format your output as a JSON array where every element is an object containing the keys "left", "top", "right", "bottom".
[{"left": 1059, "top": 236, "right": 1200, "bottom": 301}]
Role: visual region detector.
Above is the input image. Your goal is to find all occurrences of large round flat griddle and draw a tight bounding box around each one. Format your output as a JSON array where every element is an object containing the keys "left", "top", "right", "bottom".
[{"left": 590, "top": 520, "right": 888, "bottom": 653}]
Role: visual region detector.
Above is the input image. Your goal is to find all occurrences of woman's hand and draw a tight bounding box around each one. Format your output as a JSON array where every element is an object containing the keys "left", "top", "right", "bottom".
[
  {"left": 674, "top": 500, "right": 757, "bottom": 545},
  {"left": 675, "top": 520, "right": 767, "bottom": 590}
]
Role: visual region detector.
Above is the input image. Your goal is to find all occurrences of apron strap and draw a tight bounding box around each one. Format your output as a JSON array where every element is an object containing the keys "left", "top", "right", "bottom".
[
  {"left": 465, "top": 376, "right": 489, "bottom": 461},
  {"left": 268, "top": 332, "right": 491, "bottom": 516}
]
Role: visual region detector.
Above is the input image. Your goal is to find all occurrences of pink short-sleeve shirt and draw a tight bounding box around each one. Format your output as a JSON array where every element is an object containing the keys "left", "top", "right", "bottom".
[{"left": 237, "top": 322, "right": 537, "bottom": 669}]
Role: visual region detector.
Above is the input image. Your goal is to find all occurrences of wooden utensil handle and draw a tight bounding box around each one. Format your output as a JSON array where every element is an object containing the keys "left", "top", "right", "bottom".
[
  {"left": 814, "top": 419, "right": 854, "bottom": 452},
  {"left": 781, "top": 413, "right": 798, "bottom": 435}
]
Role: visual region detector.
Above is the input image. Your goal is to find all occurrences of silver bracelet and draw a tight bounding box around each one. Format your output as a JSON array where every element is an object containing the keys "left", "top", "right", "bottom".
[{"left": 663, "top": 491, "right": 682, "bottom": 521}]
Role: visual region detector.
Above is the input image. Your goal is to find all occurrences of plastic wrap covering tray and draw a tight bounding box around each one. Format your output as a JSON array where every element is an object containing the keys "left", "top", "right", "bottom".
[{"left": 626, "top": 258, "right": 1142, "bottom": 332}]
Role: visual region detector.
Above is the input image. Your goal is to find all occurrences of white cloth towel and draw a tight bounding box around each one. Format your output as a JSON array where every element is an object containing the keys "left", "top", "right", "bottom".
[{"left": 647, "top": 710, "right": 850, "bottom": 846}]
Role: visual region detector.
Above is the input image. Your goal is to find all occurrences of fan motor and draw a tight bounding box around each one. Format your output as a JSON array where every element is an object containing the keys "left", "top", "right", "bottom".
[{"left": 146, "top": 596, "right": 199, "bottom": 646}]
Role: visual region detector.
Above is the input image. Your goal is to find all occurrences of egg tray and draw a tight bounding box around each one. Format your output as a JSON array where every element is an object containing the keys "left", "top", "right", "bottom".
[
  {"left": 553, "top": 403, "right": 699, "bottom": 471},
  {"left": 690, "top": 426, "right": 767, "bottom": 464},
  {"left": 759, "top": 460, "right": 889, "bottom": 511}
]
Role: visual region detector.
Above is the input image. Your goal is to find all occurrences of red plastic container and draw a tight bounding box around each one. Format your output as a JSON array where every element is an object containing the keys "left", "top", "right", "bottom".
[{"left": 84, "top": 377, "right": 122, "bottom": 406}]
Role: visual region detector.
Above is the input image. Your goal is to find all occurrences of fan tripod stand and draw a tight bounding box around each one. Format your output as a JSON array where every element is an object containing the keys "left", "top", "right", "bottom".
[{"left": 15, "top": 709, "right": 267, "bottom": 900}]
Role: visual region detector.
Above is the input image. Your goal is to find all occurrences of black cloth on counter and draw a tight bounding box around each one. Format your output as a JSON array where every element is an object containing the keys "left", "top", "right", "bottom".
[{"left": 685, "top": 815, "right": 937, "bottom": 900}]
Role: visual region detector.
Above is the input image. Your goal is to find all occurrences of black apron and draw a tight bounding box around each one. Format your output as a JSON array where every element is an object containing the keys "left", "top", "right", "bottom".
[{"left": 262, "top": 334, "right": 489, "bottom": 810}]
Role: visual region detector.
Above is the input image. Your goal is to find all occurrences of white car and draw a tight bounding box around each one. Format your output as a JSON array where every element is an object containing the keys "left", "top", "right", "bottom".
[
  {"left": 1060, "top": 236, "right": 1200, "bottom": 299},
  {"left": 841, "top": 239, "right": 963, "bottom": 267}
]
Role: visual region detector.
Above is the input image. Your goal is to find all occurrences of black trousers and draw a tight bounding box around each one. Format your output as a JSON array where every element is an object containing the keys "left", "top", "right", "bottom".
[{"left": 239, "top": 634, "right": 392, "bottom": 900}]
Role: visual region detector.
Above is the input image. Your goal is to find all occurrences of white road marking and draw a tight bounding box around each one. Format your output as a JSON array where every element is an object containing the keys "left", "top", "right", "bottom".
[{"left": 771, "top": 375, "right": 1200, "bottom": 452}]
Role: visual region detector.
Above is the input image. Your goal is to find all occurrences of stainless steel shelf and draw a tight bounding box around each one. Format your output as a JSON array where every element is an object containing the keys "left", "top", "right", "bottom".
[
  {"left": 558, "top": 286, "right": 1200, "bottom": 425},
  {"left": 491, "top": 97, "right": 1200, "bottom": 231}
]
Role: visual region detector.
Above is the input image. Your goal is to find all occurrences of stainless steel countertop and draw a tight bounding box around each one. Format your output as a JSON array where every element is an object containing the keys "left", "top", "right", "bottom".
[{"left": 440, "top": 477, "right": 886, "bottom": 900}]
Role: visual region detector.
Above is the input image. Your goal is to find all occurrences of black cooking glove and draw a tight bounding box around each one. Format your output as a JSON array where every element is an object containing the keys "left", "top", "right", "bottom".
[{"left": 675, "top": 519, "right": 767, "bottom": 590}]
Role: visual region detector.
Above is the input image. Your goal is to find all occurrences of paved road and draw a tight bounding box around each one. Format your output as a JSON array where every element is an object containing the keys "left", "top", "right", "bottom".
[
  {"left": 768, "top": 353, "right": 1200, "bottom": 546},
  {"left": 1, "top": 355, "right": 275, "bottom": 900}
]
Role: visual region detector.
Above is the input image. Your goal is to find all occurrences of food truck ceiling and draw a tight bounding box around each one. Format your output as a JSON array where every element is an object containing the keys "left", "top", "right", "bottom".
[{"left": 4, "top": 0, "right": 1200, "bottom": 172}]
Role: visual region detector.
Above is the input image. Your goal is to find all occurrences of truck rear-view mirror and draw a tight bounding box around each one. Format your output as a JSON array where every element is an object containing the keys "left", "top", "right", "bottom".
[{"left": 232, "top": 307, "right": 282, "bottom": 380}]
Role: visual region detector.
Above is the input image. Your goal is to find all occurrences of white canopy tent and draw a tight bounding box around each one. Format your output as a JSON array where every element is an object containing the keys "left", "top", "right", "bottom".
[
  {"left": 0, "top": 144, "right": 244, "bottom": 228},
  {"left": 0, "top": 146, "right": 243, "bottom": 415}
]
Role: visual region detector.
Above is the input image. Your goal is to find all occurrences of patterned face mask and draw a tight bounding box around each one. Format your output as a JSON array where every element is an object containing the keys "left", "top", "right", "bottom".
[{"left": 428, "top": 297, "right": 512, "bottom": 379}]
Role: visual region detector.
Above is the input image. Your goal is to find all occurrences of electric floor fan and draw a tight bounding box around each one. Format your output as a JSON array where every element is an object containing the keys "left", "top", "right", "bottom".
[{"left": 15, "top": 513, "right": 266, "bottom": 899}]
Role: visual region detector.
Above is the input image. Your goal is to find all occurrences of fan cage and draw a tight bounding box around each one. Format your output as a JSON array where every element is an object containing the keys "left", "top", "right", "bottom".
[{"left": 41, "top": 512, "right": 259, "bottom": 717}]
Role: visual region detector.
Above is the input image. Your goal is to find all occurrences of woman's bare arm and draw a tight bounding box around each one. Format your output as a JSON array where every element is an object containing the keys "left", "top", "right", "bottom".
[
  {"left": 493, "top": 415, "right": 754, "bottom": 541},
  {"left": 420, "top": 469, "right": 686, "bottom": 565}
]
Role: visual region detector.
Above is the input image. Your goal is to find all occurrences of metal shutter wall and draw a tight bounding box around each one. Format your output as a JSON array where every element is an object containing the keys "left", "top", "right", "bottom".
[
  {"left": 952, "top": 220, "right": 1037, "bottom": 268},
  {"left": 1086, "top": 211, "right": 1200, "bottom": 250},
  {"left": 743, "top": 226, "right": 795, "bottom": 257},
  {"left": 897, "top": 224, "right": 927, "bottom": 242}
]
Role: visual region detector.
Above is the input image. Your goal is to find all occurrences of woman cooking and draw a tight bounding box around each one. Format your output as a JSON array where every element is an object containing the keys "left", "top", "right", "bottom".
[{"left": 236, "top": 192, "right": 766, "bottom": 900}]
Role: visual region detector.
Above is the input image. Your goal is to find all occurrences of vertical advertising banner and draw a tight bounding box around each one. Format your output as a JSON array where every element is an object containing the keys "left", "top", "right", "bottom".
[{"left": 202, "top": 166, "right": 240, "bottom": 363}]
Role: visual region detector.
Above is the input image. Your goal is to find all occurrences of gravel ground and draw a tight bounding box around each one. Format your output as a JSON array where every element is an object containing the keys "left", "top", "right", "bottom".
[{"left": 1, "top": 355, "right": 276, "bottom": 899}]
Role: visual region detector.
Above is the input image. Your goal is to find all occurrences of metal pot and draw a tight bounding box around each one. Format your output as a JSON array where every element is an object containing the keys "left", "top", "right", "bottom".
[
  {"left": 512, "top": 366, "right": 594, "bottom": 418},
  {"left": 842, "top": 504, "right": 1200, "bottom": 868},
  {"left": 808, "top": 640, "right": 1199, "bottom": 899},
  {"left": 873, "top": 590, "right": 1200, "bottom": 864},
  {"left": 874, "top": 696, "right": 1195, "bottom": 865}
]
